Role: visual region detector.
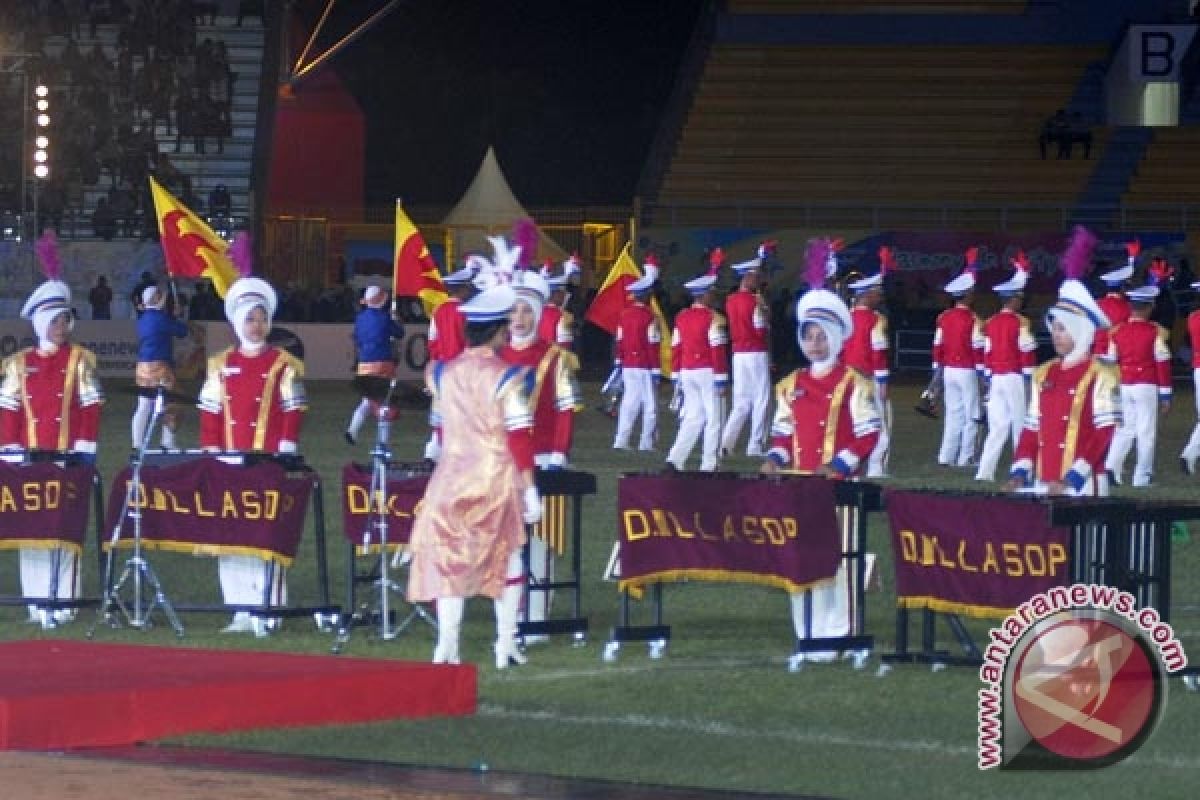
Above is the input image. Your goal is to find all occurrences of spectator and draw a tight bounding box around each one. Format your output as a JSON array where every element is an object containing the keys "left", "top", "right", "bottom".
[
  {"left": 1065, "top": 112, "right": 1093, "bottom": 159},
  {"left": 92, "top": 197, "right": 117, "bottom": 241},
  {"left": 208, "top": 182, "right": 231, "bottom": 216},
  {"left": 1038, "top": 109, "right": 1068, "bottom": 160},
  {"left": 89, "top": 275, "right": 114, "bottom": 320}
]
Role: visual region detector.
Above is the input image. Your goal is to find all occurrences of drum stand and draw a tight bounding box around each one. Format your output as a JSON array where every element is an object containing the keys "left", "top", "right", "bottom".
[
  {"left": 88, "top": 385, "right": 184, "bottom": 638},
  {"left": 332, "top": 383, "right": 435, "bottom": 653}
]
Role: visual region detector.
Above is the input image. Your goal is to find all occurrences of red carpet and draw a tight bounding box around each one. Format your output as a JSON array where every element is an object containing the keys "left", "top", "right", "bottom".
[{"left": 0, "top": 641, "right": 475, "bottom": 751}]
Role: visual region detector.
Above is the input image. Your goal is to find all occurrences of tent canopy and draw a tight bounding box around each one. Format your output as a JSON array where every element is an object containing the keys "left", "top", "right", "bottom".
[{"left": 442, "top": 147, "right": 566, "bottom": 266}]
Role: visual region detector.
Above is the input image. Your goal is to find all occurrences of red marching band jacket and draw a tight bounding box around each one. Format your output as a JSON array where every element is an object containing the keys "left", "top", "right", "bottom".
[
  {"left": 724, "top": 289, "right": 769, "bottom": 355},
  {"left": 1190, "top": 309, "right": 1200, "bottom": 368},
  {"left": 671, "top": 304, "right": 729, "bottom": 383},
  {"left": 766, "top": 363, "right": 881, "bottom": 476},
  {"left": 932, "top": 305, "right": 984, "bottom": 371},
  {"left": 1107, "top": 318, "right": 1173, "bottom": 396},
  {"left": 1010, "top": 358, "right": 1121, "bottom": 492},
  {"left": 0, "top": 344, "right": 104, "bottom": 451},
  {"left": 844, "top": 306, "right": 890, "bottom": 382},
  {"left": 537, "top": 304, "right": 575, "bottom": 349},
  {"left": 982, "top": 309, "right": 1037, "bottom": 377},
  {"left": 500, "top": 339, "right": 583, "bottom": 461},
  {"left": 198, "top": 347, "right": 307, "bottom": 451},
  {"left": 614, "top": 300, "right": 661, "bottom": 372}
]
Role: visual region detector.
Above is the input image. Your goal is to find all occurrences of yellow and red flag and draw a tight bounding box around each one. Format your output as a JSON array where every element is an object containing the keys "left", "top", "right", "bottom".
[
  {"left": 393, "top": 201, "right": 447, "bottom": 316},
  {"left": 149, "top": 177, "right": 238, "bottom": 297},
  {"left": 585, "top": 243, "right": 672, "bottom": 378}
]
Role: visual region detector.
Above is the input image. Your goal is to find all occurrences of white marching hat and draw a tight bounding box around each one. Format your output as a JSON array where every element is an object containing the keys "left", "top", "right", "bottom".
[
  {"left": 443, "top": 263, "right": 478, "bottom": 286},
  {"left": 627, "top": 272, "right": 655, "bottom": 293},
  {"left": 684, "top": 272, "right": 717, "bottom": 295},
  {"left": 1127, "top": 285, "right": 1160, "bottom": 304},
  {"left": 363, "top": 285, "right": 387, "bottom": 308},
  {"left": 512, "top": 269, "right": 550, "bottom": 302},
  {"left": 142, "top": 285, "right": 166, "bottom": 309},
  {"left": 224, "top": 276, "right": 278, "bottom": 322},
  {"left": 943, "top": 270, "right": 976, "bottom": 296},
  {"left": 1099, "top": 264, "right": 1133, "bottom": 286},
  {"left": 991, "top": 269, "right": 1027, "bottom": 297},
  {"left": 21, "top": 279, "right": 72, "bottom": 320},
  {"left": 1049, "top": 279, "right": 1110, "bottom": 330},
  {"left": 730, "top": 256, "right": 762, "bottom": 276},
  {"left": 796, "top": 288, "right": 853, "bottom": 338},
  {"left": 461, "top": 285, "right": 517, "bottom": 323},
  {"left": 847, "top": 273, "right": 882, "bottom": 293},
  {"left": 544, "top": 271, "right": 569, "bottom": 289}
]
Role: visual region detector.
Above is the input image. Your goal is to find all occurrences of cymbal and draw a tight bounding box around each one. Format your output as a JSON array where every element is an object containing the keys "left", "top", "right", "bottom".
[{"left": 123, "top": 385, "right": 196, "bottom": 404}]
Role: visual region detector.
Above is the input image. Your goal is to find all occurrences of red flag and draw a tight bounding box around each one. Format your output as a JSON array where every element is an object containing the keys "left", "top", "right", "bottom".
[
  {"left": 584, "top": 243, "right": 641, "bottom": 334},
  {"left": 393, "top": 201, "right": 447, "bottom": 316},
  {"left": 149, "top": 177, "right": 238, "bottom": 297}
]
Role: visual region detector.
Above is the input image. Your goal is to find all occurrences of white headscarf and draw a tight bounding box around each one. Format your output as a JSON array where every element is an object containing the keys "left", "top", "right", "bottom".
[
  {"left": 1046, "top": 308, "right": 1093, "bottom": 365},
  {"left": 224, "top": 278, "right": 277, "bottom": 352}
]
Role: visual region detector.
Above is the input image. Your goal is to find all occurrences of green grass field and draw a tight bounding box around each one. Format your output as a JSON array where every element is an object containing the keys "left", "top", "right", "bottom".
[{"left": 2, "top": 378, "right": 1197, "bottom": 799}]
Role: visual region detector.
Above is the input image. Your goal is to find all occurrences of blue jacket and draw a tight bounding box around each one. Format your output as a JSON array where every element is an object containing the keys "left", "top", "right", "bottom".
[
  {"left": 354, "top": 307, "right": 405, "bottom": 362},
  {"left": 137, "top": 308, "right": 189, "bottom": 364}
]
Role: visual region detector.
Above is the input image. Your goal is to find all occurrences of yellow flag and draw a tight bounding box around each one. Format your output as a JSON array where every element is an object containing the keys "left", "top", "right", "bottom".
[
  {"left": 149, "top": 177, "right": 238, "bottom": 297},
  {"left": 393, "top": 201, "right": 448, "bottom": 316}
]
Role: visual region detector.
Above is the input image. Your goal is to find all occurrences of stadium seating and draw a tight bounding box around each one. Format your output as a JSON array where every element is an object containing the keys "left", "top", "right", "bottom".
[
  {"left": 654, "top": 43, "right": 1106, "bottom": 219},
  {"left": 1124, "top": 127, "right": 1200, "bottom": 205},
  {"left": 725, "top": 1, "right": 1031, "bottom": 13}
]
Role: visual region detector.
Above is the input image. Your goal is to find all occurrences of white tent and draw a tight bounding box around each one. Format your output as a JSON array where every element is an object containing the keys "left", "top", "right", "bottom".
[{"left": 442, "top": 147, "right": 567, "bottom": 265}]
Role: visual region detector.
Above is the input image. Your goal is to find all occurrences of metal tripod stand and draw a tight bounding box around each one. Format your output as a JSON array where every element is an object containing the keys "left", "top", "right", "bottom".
[
  {"left": 332, "top": 380, "right": 435, "bottom": 653},
  {"left": 88, "top": 384, "right": 184, "bottom": 638}
]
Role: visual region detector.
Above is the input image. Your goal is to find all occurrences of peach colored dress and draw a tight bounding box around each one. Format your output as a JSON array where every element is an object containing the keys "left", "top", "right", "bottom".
[{"left": 407, "top": 347, "right": 531, "bottom": 601}]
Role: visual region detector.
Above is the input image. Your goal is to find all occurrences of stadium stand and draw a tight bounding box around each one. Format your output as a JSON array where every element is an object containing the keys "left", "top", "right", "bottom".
[{"left": 725, "top": 0, "right": 1033, "bottom": 14}]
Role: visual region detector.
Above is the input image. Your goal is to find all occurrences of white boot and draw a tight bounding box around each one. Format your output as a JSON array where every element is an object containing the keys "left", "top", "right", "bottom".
[
  {"left": 433, "top": 597, "right": 463, "bottom": 665},
  {"left": 494, "top": 553, "right": 527, "bottom": 669}
]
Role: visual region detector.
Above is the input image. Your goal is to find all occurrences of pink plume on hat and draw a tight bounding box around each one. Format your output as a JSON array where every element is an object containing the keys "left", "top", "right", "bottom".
[
  {"left": 1149, "top": 257, "right": 1173, "bottom": 286},
  {"left": 512, "top": 217, "right": 539, "bottom": 269},
  {"left": 35, "top": 230, "right": 61, "bottom": 280},
  {"left": 805, "top": 238, "right": 832, "bottom": 289},
  {"left": 1061, "top": 225, "right": 1098, "bottom": 280},
  {"left": 1125, "top": 239, "right": 1141, "bottom": 264},
  {"left": 229, "top": 231, "right": 254, "bottom": 278},
  {"left": 757, "top": 240, "right": 777, "bottom": 260},
  {"left": 878, "top": 245, "right": 898, "bottom": 275}
]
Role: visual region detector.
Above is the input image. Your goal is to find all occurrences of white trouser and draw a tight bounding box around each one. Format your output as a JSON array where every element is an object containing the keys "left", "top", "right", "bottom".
[
  {"left": 975, "top": 373, "right": 1026, "bottom": 482},
  {"left": 789, "top": 507, "right": 855, "bottom": 646},
  {"left": 613, "top": 367, "right": 657, "bottom": 450},
  {"left": 132, "top": 396, "right": 177, "bottom": 449},
  {"left": 938, "top": 366, "right": 980, "bottom": 466},
  {"left": 494, "top": 550, "right": 526, "bottom": 667},
  {"left": 721, "top": 351, "right": 770, "bottom": 456},
  {"left": 866, "top": 387, "right": 891, "bottom": 478},
  {"left": 1181, "top": 368, "right": 1200, "bottom": 465},
  {"left": 667, "top": 368, "right": 724, "bottom": 471},
  {"left": 526, "top": 533, "right": 554, "bottom": 627},
  {"left": 347, "top": 398, "right": 373, "bottom": 439},
  {"left": 20, "top": 548, "right": 80, "bottom": 603},
  {"left": 218, "top": 554, "right": 287, "bottom": 610},
  {"left": 1106, "top": 383, "right": 1160, "bottom": 487}
]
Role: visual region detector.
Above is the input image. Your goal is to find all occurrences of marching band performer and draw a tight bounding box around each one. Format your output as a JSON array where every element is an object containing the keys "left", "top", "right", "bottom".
[
  {"left": 0, "top": 263, "right": 105, "bottom": 625},
  {"left": 344, "top": 285, "right": 405, "bottom": 445},
  {"left": 666, "top": 252, "right": 729, "bottom": 472},
  {"left": 842, "top": 245, "right": 896, "bottom": 478},
  {"left": 538, "top": 262, "right": 576, "bottom": 349},
  {"left": 1103, "top": 280, "right": 1172, "bottom": 488},
  {"left": 407, "top": 277, "right": 542, "bottom": 668},
  {"left": 500, "top": 264, "right": 583, "bottom": 638},
  {"left": 974, "top": 252, "right": 1036, "bottom": 482},
  {"left": 1006, "top": 277, "right": 1120, "bottom": 497},
  {"left": 132, "top": 284, "right": 189, "bottom": 449},
  {"left": 1181, "top": 275, "right": 1200, "bottom": 474},
  {"left": 198, "top": 274, "right": 307, "bottom": 633},
  {"left": 1093, "top": 241, "right": 1137, "bottom": 359},
  {"left": 720, "top": 242, "right": 773, "bottom": 458},
  {"left": 423, "top": 262, "right": 477, "bottom": 461},
  {"left": 612, "top": 256, "right": 661, "bottom": 451},
  {"left": 760, "top": 287, "right": 880, "bottom": 661},
  {"left": 933, "top": 249, "right": 985, "bottom": 467}
]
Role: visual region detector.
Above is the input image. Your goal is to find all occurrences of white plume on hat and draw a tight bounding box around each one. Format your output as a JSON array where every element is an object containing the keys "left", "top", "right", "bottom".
[{"left": 472, "top": 236, "right": 522, "bottom": 292}]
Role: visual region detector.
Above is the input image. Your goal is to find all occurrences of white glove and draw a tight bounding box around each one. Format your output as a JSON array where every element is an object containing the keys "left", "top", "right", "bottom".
[
  {"left": 277, "top": 440, "right": 298, "bottom": 454},
  {"left": 522, "top": 486, "right": 542, "bottom": 525}
]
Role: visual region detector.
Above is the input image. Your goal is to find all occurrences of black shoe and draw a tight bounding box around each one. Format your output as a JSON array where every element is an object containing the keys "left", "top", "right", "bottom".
[
  {"left": 662, "top": 462, "right": 679, "bottom": 474},
  {"left": 1106, "top": 469, "right": 1121, "bottom": 487},
  {"left": 344, "top": 431, "right": 355, "bottom": 445}
]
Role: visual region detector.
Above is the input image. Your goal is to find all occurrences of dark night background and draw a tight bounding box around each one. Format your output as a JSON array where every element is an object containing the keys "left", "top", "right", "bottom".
[{"left": 312, "top": 1, "right": 702, "bottom": 208}]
